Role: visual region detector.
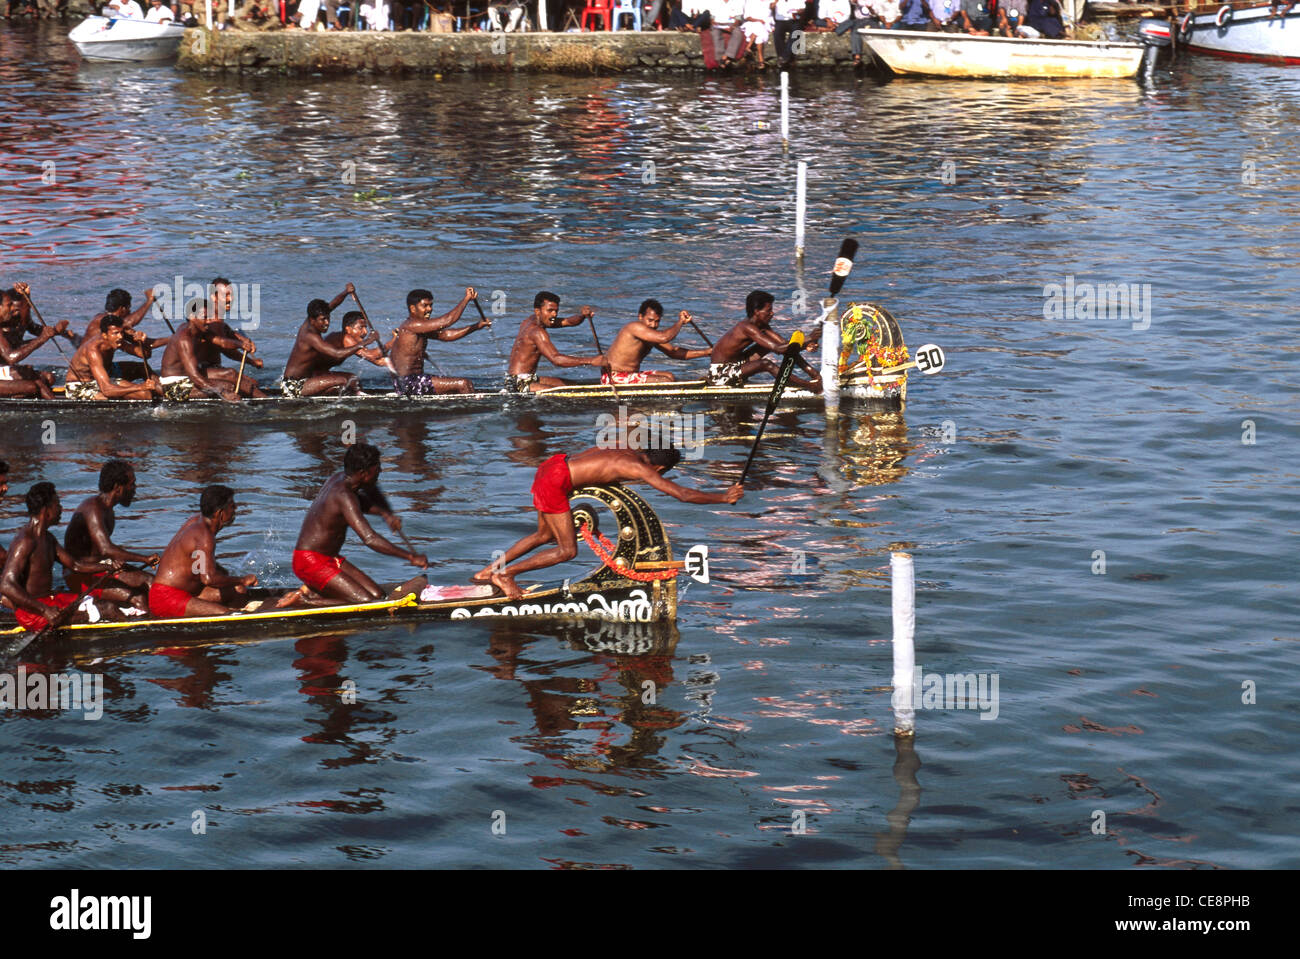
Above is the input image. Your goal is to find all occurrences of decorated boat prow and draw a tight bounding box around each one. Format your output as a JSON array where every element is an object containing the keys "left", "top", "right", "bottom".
[{"left": 1175, "top": 2, "right": 1300, "bottom": 65}]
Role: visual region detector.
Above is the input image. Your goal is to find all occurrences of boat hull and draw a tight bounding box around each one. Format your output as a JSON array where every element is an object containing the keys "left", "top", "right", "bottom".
[
  {"left": 68, "top": 16, "right": 186, "bottom": 63},
  {"left": 1181, "top": 5, "right": 1300, "bottom": 65},
  {"left": 860, "top": 28, "right": 1145, "bottom": 78},
  {"left": 1, "top": 485, "right": 679, "bottom": 658}
]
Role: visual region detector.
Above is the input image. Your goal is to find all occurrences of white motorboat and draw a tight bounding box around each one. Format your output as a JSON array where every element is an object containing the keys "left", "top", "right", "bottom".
[
  {"left": 859, "top": 28, "right": 1145, "bottom": 79},
  {"left": 68, "top": 15, "right": 186, "bottom": 63},
  {"left": 1176, "top": 2, "right": 1300, "bottom": 65}
]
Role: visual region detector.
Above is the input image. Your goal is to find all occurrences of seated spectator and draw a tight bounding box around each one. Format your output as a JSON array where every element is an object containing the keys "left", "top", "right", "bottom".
[
  {"left": 741, "top": 0, "right": 774, "bottom": 65},
  {"left": 894, "top": 0, "right": 929, "bottom": 30},
  {"left": 812, "top": 0, "right": 849, "bottom": 30},
  {"left": 834, "top": 0, "right": 876, "bottom": 64},
  {"left": 996, "top": 0, "right": 1026, "bottom": 35},
  {"left": 105, "top": 0, "right": 146, "bottom": 17},
  {"left": 959, "top": 0, "right": 991, "bottom": 33},
  {"left": 927, "top": 0, "right": 961, "bottom": 30},
  {"left": 144, "top": 0, "right": 175, "bottom": 20},
  {"left": 1023, "top": 0, "right": 1063, "bottom": 37},
  {"left": 713, "top": 0, "right": 748, "bottom": 68},
  {"left": 488, "top": 0, "right": 526, "bottom": 30}
]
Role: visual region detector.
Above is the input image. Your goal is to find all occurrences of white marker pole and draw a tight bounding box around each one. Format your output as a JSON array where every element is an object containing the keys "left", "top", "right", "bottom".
[
  {"left": 206, "top": 0, "right": 213, "bottom": 28},
  {"left": 795, "top": 160, "right": 807, "bottom": 264},
  {"left": 780, "top": 70, "right": 790, "bottom": 149},
  {"left": 821, "top": 296, "right": 840, "bottom": 419},
  {"left": 228, "top": 0, "right": 234, "bottom": 20},
  {"left": 890, "top": 551, "right": 916, "bottom": 736}
]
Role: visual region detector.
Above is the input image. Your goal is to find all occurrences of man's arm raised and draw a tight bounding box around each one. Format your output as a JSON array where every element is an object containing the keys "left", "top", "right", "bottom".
[{"left": 400, "top": 287, "right": 477, "bottom": 336}]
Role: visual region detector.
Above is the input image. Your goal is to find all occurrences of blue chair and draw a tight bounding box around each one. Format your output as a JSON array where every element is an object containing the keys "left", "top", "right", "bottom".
[{"left": 611, "top": 0, "right": 641, "bottom": 30}]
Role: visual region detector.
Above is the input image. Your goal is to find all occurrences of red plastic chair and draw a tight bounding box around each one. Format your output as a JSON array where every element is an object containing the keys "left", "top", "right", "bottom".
[{"left": 581, "top": 0, "right": 612, "bottom": 30}]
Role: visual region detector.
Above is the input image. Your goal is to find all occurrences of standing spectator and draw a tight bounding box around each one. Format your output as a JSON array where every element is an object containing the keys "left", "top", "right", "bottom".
[
  {"left": 958, "top": 0, "right": 992, "bottom": 33},
  {"left": 389, "top": 0, "right": 418, "bottom": 29},
  {"left": 773, "top": 0, "right": 805, "bottom": 68}
]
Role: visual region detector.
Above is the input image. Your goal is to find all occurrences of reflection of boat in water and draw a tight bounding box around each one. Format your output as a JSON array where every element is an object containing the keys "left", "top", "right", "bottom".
[
  {"left": 68, "top": 16, "right": 186, "bottom": 63},
  {"left": 2, "top": 485, "right": 679, "bottom": 661},
  {"left": 1175, "top": 3, "right": 1300, "bottom": 64},
  {"left": 860, "top": 28, "right": 1145, "bottom": 79}
]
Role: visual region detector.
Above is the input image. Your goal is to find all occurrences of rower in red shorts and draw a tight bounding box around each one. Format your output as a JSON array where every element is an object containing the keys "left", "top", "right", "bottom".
[
  {"left": 150, "top": 484, "right": 258, "bottom": 619},
  {"left": 1, "top": 482, "right": 121, "bottom": 632},
  {"left": 602, "top": 299, "right": 712, "bottom": 385},
  {"left": 473, "top": 446, "right": 743, "bottom": 600},
  {"left": 291, "top": 443, "right": 428, "bottom": 603}
]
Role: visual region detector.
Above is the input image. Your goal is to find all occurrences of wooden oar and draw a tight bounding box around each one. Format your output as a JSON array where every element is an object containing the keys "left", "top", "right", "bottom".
[
  {"left": 686, "top": 314, "right": 714, "bottom": 350},
  {"left": 350, "top": 289, "right": 396, "bottom": 374},
  {"left": 19, "top": 290, "right": 70, "bottom": 358},
  {"left": 739, "top": 330, "right": 805, "bottom": 487},
  {"left": 233, "top": 350, "right": 248, "bottom": 395},
  {"left": 586, "top": 315, "right": 620, "bottom": 403}
]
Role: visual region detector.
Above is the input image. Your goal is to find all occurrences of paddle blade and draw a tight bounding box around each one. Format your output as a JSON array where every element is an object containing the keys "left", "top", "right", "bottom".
[
  {"left": 741, "top": 331, "right": 808, "bottom": 486},
  {"left": 828, "top": 238, "right": 859, "bottom": 297}
]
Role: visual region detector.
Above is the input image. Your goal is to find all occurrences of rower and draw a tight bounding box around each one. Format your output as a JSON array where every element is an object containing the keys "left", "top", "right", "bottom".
[
  {"left": 0, "top": 460, "right": 8, "bottom": 569},
  {"left": 281, "top": 286, "right": 382, "bottom": 397},
  {"left": 388, "top": 286, "right": 487, "bottom": 396},
  {"left": 474, "top": 446, "right": 742, "bottom": 599},
  {"left": 505, "top": 291, "right": 605, "bottom": 393},
  {"left": 1, "top": 482, "right": 122, "bottom": 632},
  {"left": 159, "top": 301, "right": 240, "bottom": 401},
  {"left": 149, "top": 485, "right": 257, "bottom": 619},
  {"left": 80, "top": 288, "right": 168, "bottom": 385},
  {"left": 291, "top": 443, "right": 428, "bottom": 603},
  {"left": 0, "top": 284, "right": 63, "bottom": 399},
  {"left": 65, "top": 315, "right": 164, "bottom": 401},
  {"left": 603, "top": 299, "right": 711, "bottom": 385},
  {"left": 64, "top": 460, "right": 158, "bottom": 611},
  {"left": 333, "top": 311, "right": 394, "bottom": 374},
  {"left": 197, "top": 277, "right": 267, "bottom": 398},
  {"left": 705, "top": 289, "right": 821, "bottom": 391}
]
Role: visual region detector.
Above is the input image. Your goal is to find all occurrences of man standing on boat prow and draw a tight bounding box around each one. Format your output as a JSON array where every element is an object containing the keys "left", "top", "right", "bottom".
[
  {"left": 388, "top": 287, "right": 486, "bottom": 396},
  {"left": 291, "top": 443, "right": 429, "bottom": 604},
  {"left": 282, "top": 286, "right": 381, "bottom": 397},
  {"left": 64, "top": 459, "right": 158, "bottom": 611},
  {"left": 506, "top": 291, "right": 605, "bottom": 393},
  {"left": 150, "top": 485, "right": 257, "bottom": 619},
  {"left": 706, "top": 290, "right": 822, "bottom": 391},
  {"left": 474, "top": 447, "right": 742, "bottom": 600},
  {"left": 603, "top": 300, "right": 712, "bottom": 385},
  {"left": 1, "top": 482, "right": 122, "bottom": 632}
]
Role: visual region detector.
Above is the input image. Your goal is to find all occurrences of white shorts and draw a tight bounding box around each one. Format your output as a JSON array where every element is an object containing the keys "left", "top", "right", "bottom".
[{"left": 0, "top": 366, "right": 13, "bottom": 381}]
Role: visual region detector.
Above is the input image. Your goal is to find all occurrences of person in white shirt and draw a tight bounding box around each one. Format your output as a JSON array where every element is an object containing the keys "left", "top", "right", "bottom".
[
  {"left": 105, "top": 0, "right": 146, "bottom": 18},
  {"left": 144, "top": 0, "right": 175, "bottom": 22},
  {"left": 927, "top": 0, "right": 960, "bottom": 29},
  {"left": 818, "top": 0, "right": 850, "bottom": 28},
  {"left": 712, "top": 0, "right": 747, "bottom": 66},
  {"left": 834, "top": 0, "right": 875, "bottom": 63},
  {"left": 773, "top": 0, "right": 805, "bottom": 67},
  {"left": 740, "top": 0, "right": 773, "bottom": 64}
]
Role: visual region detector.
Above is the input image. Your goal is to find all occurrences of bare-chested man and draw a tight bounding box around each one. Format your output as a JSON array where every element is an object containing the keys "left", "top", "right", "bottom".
[
  {"left": 1, "top": 482, "right": 122, "bottom": 632},
  {"left": 388, "top": 286, "right": 487, "bottom": 396},
  {"left": 160, "top": 302, "right": 242, "bottom": 401},
  {"left": 474, "top": 446, "right": 743, "bottom": 599},
  {"left": 64, "top": 460, "right": 158, "bottom": 611},
  {"left": 149, "top": 485, "right": 257, "bottom": 619},
  {"left": 706, "top": 289, "right": 821, "bottom": 391},
  {"left": 0, "top": 284, "right": 64, "bottom": 399},
  {"left": 78, "top": 288, "right": 169, "bottom": 386},
  {"left": 603, "top": 299, "right": 712, "bottom": 385},
  {"left": 505, "top": 290, "right": 605, "bottom": 393},
  {"left": 291, "top": 443, "right": 428, "bottom": 603},
  {"left": 282, "top": 286, "right": 384, "bottom": 397},
  {"left": 191, "top": 277, "right": 267, "bottom": 398},
  {"left": 0, "top": 461, "right": 8, "bottom": 569},
  {"left": 65, "top": 315, "right": 164, "bottom": 401}
]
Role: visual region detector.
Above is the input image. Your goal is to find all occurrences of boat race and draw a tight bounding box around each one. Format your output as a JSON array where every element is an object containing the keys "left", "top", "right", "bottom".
[{"left": 0, "top": 0, "right": 1294, "bottom": 913}]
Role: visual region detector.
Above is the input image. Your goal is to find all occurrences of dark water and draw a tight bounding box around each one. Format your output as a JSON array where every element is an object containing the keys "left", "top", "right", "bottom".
[{"left": 1, "top": 23, "right": 1297, "bottom": 869}]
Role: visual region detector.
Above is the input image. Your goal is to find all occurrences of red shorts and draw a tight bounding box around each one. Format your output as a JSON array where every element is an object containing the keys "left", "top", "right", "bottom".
[
  {"left": 601, "top": 370, "right": 662, "bottom": 385},
  {"left": 14, "top": 590, "right": 101, "bottom": 632},
  {"left": 531, "top": 454, "right": 574, "bottom": 515},
  {"left": 293, "top": 549, "right": 344, "bottom": 592},
  {"left": 149, "top": 583, "right": 193, "bottom": 620}
]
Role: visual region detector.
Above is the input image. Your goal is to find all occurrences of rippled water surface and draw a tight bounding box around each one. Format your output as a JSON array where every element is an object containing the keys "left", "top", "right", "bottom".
[{"left": 1, "top": 23, "right": 1297, "bottom": 869}]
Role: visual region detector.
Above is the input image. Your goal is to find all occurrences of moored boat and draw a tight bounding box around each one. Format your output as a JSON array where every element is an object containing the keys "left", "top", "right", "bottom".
[
  {"left": 1, "top": 485, "right": 680, "bottom": 659},
  {"left": 1175, "top": 2, "right": 1300, "bottom": 64},
  {"left": 859, "top": 27, "right": 1145, "bottom": 79},
  {"left": 68, "top": 16, "right": 186, "bottom": 63}
]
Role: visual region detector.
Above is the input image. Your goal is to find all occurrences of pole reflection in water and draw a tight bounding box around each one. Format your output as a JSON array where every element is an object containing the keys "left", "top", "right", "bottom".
[{"left": 874, "top": 732, "right": 922, "bottom": 869}]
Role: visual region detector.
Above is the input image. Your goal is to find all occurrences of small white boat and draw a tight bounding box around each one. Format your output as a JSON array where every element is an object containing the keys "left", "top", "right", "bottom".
[
  {"left": 860, "top": 28, "right": 1145, "bottom": 79},
  {"left": 1176, "top": 2, "right": 1300, "bottom": 65},
  {"left": 69, "top": 15, "right": 186, "bottom": 63}
]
